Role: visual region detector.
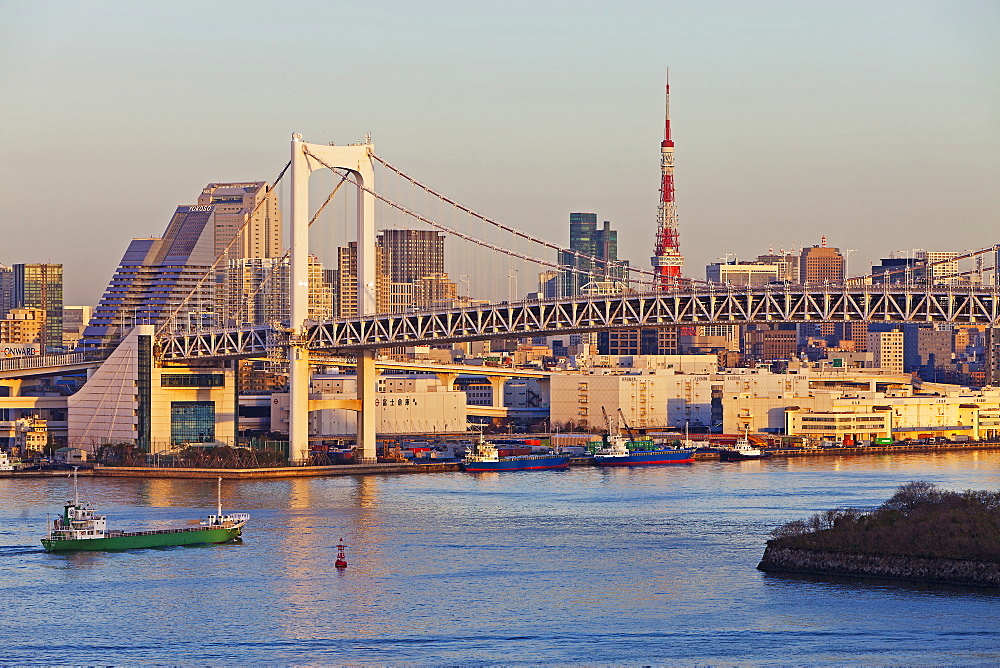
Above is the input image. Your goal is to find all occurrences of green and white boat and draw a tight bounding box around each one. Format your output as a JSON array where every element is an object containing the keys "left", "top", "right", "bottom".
[{"left": 41, "top": 474, "right": 249, "bottom": 552}]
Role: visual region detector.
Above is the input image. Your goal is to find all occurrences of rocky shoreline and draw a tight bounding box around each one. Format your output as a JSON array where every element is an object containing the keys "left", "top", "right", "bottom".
[{"left": 758, "top": 545, "right": 1000, "bottom": 588}]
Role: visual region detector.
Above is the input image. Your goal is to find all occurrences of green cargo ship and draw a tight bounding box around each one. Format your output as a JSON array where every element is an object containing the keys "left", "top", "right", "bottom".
[{"left": 41, "top": 475, "right": 249, "bottom": 552}]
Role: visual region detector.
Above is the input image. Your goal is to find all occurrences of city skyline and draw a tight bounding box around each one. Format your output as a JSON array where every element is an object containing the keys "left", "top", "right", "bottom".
[{"left": 2, "top": 1, "right": 997, "bottom": 306}]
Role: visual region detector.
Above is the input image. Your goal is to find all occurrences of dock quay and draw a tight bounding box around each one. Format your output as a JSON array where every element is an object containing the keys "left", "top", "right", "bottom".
[
  {"left": 763, "top": 442, "right": 1000, "bottom": 459},
  {"left": 88, "top": 461, "right": 463, "bottom": 479},
  {"left": 2, "top": 442, "right": 998, "bottom": 480}
]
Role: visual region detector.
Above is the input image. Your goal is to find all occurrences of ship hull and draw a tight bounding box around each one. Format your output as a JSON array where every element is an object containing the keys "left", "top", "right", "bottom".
[
  {"left": 595, "top": 449, "right": 695, "bottom": 467},
  {"left": 718, "top": 450, "right": 765, "bottom": 462},
  {"left": 41, "top": 526, "right": 242, "bottom": 552},
  {"left": 463, "top": 455, "right": 570, "bottom": 472}
]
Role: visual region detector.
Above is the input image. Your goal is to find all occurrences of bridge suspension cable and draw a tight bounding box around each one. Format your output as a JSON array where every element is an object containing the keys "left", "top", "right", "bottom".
[
  {"left": 370, "top": 153, "right": 661, "bottom": 282},
  {"left": 850, "top": 245, "right": 999, "bottom": 285},
  {"left": 305, "top": 147, "right": 666, "bottom": 290}
]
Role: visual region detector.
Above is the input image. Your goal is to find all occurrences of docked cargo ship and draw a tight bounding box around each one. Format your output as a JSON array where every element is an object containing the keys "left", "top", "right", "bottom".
[
  {"left": 41, "top": 475, "right": 249, "bottom": 552},
  {"left": 592, "top": 427, "right": 696, "bottom": 467},
  {"left": 462, "top": 435, "right": 569, "bottom": 472}
]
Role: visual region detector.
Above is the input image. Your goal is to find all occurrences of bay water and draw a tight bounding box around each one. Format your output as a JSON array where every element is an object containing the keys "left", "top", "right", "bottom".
[{"left": 2, "top": 450, "right": 999, "bottom": 664}]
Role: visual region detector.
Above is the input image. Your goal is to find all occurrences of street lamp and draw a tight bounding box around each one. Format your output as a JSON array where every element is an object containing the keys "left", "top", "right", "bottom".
[
  {"left": 508, "top": 269, "right": 518, "bottom": 301},
  {"left": 897, "top": 250, "right": 911, "bottom": 288},
  {"left": 842, "top": 249, "right": 857, "bottom": 284}
]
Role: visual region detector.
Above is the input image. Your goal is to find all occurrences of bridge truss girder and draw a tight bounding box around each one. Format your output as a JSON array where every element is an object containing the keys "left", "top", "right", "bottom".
[{"left": 158, "top": 288, "right": 1000, "bottom": 361}]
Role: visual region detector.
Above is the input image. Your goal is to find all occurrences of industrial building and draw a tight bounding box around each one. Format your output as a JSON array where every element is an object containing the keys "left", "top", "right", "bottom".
[
  {"left": 785, "top": 389, "right": 1000, "bottom": 443},
  {"left": 549, "top": 369, "right": 715, "bottom": 432}
]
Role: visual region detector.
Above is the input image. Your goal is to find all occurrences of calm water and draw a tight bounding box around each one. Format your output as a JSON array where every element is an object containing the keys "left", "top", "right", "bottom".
[{"left": 2, "top": 451, "right": 1000, "bottom": 665}]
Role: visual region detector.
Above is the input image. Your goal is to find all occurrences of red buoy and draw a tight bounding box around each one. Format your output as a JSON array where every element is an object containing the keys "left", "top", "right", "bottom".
[{"left": 335, "top": 540, "right": 347, "bottom": 569}]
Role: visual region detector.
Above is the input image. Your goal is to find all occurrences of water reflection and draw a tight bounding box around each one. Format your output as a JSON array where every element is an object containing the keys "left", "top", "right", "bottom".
[
  {"left": 760, "top": 570, "right": 1000, "bottom": 599},
  {"left": 272, "top": 475, "right": 392, "bottom": 640}
]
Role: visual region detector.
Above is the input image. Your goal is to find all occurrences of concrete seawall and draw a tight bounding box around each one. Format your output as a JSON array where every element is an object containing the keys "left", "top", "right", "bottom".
[
  {"left": 758, "top": 545, "right": 1000, "bottom": 588},
  {"left": 90, "top": 462, "right": 462, "bottom": 479}
]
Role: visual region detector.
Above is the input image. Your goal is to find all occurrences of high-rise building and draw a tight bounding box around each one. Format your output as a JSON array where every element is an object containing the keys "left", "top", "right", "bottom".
[
  {"left": 598, "top": 328, "right": 677, "bottom": 356},
  {"left": 913, "top": 327, "right": 954, "bottom": 371},
  {"left": 198, "top": 182, "right": 282, "bottom": 261},
  {"left": 799, "top": 239, "right": 844, "bottom": 285},
  {"left": 706, "top": 261, "right": 780, "bottom": 286},
  {"left": 0, "top": 308, "right": 45, "bottom": 347},
  {"left": 744, "top": 325, "right": 798, "bottom": 363},
  {"left": 377, "top": 230, "right": 445, "bottom": 284},
  {"left": 558, "top": 215, "right": 627, "bottom": 297},
  {"left": 223, "top": 257, "right": 287, "bottom": 327},
  {"left": 755, "top": 251, "right": 799, "bottom": 282},
  {"left": 868, "top": 329, "right": 904, "bottom": 373},
  {"left": 914, "top": 250, "right": 961, "bottom": 286},
  {"left": 82, "top": 182, "right": 281, "bottom": 348},
  {"left": 872, "top": 257, "right": 921, "bottom": 285},
  {"left": 13, "top": 263, "right": 63, "bottom": 351},
  {"left": 538, "top": 270, "right": 560, "bottom": 299},
  {"left": 413, "top": 273, "right": 459, "bottom": 310},
  {"left": 388, "top": 283, "right": 414, "bottom": 314},
  {"left": 222, "top": 255, "right": 332, "bottom": 327},
  {"left": 328, "top": 242, "right": 389, "bottom": 317},
  {"left": 0, "top": 265, "right": 13, "bottom": 318},
  {"left": 62, "top": 305, "right": 92, "bottom": 349}
]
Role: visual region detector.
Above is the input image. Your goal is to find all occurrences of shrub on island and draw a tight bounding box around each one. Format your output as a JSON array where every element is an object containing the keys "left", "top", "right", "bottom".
[{"left": 767, "top": 481, "right": 1000, "bottom": 562}]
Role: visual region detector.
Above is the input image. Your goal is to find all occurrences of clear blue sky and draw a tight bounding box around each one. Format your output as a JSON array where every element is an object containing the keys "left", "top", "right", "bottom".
[{"left": 2, "top": 0, "right": 997, "bottom": 305}]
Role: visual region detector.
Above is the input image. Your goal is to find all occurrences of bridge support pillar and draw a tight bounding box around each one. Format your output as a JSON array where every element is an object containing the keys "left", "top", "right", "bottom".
[
  {"left": 434, "top": 372, "right": 459, "bottom": 392},
  {"left": 288, "top": 344, "right": 310, "bottom": 465},
  {"left": 357, "top": 349, "right": 377, "bottom": 463},
  {"left": 489, "top": 376, "right": 508, "bottom": 408}
]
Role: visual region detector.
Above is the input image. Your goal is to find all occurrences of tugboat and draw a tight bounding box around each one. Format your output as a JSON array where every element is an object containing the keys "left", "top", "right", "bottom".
[
  {"left": 41, "top": 472, "right": 249, "bottom": 552},
  {"left": 0, "top": 450, "right": 14, "bottom": 471},
  {"left": 462, "top": 433, "right": 569, "bottom": 472},
  {"left": 718, "top": 428, "right": 767, "bottom": 462},
  {"left": 593, "top": 409, "right": 696, "bottom": 467}
]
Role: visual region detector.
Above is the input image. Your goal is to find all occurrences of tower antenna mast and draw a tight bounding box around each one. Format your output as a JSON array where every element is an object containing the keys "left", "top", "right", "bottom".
[{"left": 651, "top": 68, "right": 684, "bottom": 288}]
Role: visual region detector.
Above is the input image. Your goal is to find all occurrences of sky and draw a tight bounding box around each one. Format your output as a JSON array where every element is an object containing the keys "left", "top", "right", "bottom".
[{"left": 1, "top": 0, "right": 998, "bottom": 306}]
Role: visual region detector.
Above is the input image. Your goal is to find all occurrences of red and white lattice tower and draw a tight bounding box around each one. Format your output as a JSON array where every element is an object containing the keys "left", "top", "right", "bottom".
[{"left": 650, "top": 70, "right": 684, "bottom": 288}]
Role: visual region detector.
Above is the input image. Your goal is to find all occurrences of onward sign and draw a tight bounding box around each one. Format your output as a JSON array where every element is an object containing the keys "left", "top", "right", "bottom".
[{"left": 2, "top": 346, "right": 40, "bottom": 358}]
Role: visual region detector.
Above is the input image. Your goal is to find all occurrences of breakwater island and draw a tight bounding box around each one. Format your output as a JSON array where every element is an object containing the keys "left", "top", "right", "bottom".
[{"left": 759, "top": 481, "right": 1000, "bottom": 587}]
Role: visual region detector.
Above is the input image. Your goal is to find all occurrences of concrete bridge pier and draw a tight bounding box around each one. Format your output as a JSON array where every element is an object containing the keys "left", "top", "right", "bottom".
[
  {"left": 288, "top": 343, "right": 310, "bottom": 465},
  {"left": 356, "top": 349, "right": 378, "bottom": 463}
]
